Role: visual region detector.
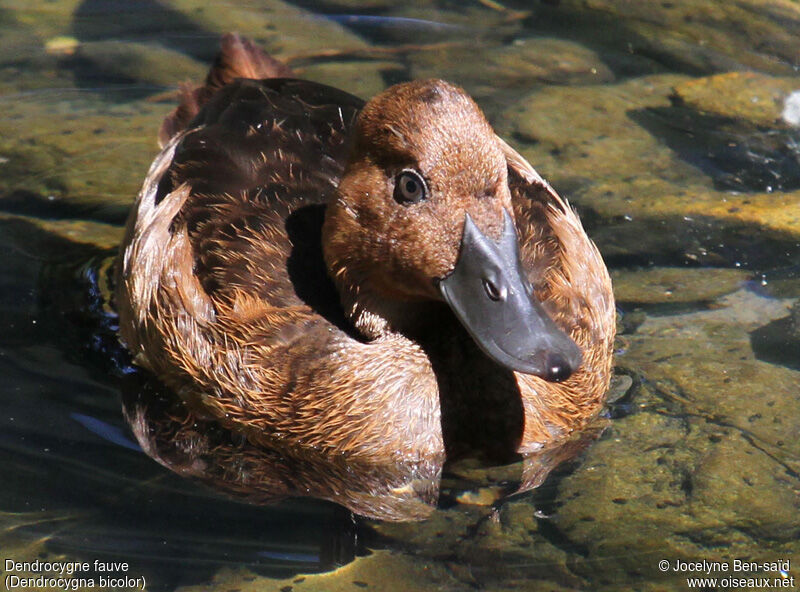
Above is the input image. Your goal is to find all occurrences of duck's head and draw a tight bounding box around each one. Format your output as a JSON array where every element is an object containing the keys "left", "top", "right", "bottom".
[{"left": 323, "top": 79, "right": 581, "bottom": 382}]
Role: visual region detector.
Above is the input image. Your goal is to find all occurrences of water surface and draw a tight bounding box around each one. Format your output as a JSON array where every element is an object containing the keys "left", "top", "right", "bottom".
[{"left": 1, "top": 1, "right": 798, "bottom": 590}]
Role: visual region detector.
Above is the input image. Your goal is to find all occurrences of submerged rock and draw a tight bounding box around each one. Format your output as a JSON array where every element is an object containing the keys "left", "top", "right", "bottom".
[
  {"left": 500, "top": 74, "right": 695, "bottom": 181},
  {"left": 296, "top": 60, "right": 399, "bottom": 101},
  {"left": 168, "top": 0, "right": 382, "bottom": 61},
  {"left": 411, "top": 37, "right": 614, "bottom": 94},
  {"left": 673, "top": 72, "right": 800, "bottom": 129},
  {"left": 0, "top": 213, "right": 122, "bottom": 252},
  {"left": 0, "top": 96, "right": 164, "bottom": 217},
  {"left": 44, "top": 36, "right": 80, "bottom": 56},
  {"left": 550, "top": 288, "right": 800, "bottom": 587},
  {"left": 612, "top": 267, "right": 748, "bottom": 304},
  {"left": 525, "top": 0, "right": 800, "bottom": 77},
  {"left": 750, "top": 300, "right": 800, "bottom": 372},
  {"left": 501, "top": 73, "right": 800, "bottom": 269},
  {"left": 0, "top": 0, "right": 397, "bottom": 218},
  {"left": 174, "top": 549, "right": 468, "bottom": 592},
  {"left": 68, "top": 40, "right": 207, "bottom": 87},
  {"left": 660, "top": 73, "right": 800, "bottom": 193}
]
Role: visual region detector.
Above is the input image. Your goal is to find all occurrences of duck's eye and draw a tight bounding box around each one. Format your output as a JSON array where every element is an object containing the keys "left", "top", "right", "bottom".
[{"left": 394, "top": 170, "right": 427, "bottom": 204}]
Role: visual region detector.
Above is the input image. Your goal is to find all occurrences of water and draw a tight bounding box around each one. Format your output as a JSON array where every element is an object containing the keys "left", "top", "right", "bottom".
[{"left": 1, "top": 1, "right": 799, "bottom": 590}]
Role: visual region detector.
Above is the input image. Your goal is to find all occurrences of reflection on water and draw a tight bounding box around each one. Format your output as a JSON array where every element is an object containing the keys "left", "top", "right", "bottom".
[
  {"left": 1, "top": 0, "right": 799, "bottom": 590},
  {"left": 122, "top": 374, "right": 442, "bottom": 523},
  {"left": 123, "top": 369, "right": 606, "bottom": 521},
  {"left": 0, "top": 229, "right": 361, "bottom": 590}
]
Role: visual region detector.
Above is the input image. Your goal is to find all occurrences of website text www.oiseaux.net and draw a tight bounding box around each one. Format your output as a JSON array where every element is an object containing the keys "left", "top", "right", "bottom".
[{"left": 659, "top": 559, "right": 794, "bottom": 589}]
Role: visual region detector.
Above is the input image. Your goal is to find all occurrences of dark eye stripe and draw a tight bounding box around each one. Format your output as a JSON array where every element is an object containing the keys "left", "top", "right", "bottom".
[{"left": 393, "top": 170, "right": 427, "bottom": 205}]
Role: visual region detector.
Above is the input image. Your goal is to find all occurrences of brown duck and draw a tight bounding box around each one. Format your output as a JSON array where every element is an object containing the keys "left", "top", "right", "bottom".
[{"left": 115, "top": 34, "right": 615, "bottom": 477}]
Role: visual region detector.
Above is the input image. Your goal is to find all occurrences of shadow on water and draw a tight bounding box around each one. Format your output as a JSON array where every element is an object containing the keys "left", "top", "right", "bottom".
[
  {"left": 631, "top": 106, "right": 800, "bottom": 193},
  {"left": 508, "top": 4, "right": 700, "bottom": 79},
  {"left": 750, "top": 303, "right": 800, "bottom": 372},
  {"left": 72, "top": 0, "right": 218, "bottom": 59},
  {"left": 0, "top": 189, "right": 132, "bottom": 229},
  {"left": 64, "top": 0, "right": 219, "bottom": 99},
  {"left": 579, "top": 205, "right": 800, "bottom": 272}
]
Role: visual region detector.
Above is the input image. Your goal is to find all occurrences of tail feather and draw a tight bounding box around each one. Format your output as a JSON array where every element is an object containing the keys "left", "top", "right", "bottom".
[
  {"left": 158, "top": 33, "right": 293, "bottom": 147},
  {"left": 208, "top": 33, "right": 293, "bottom": 86}
]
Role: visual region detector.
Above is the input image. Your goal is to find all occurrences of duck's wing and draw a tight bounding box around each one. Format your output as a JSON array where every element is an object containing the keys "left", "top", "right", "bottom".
[
  {"left": 159, "top": 33, "right": 295, "bottom": 147},
  {"left": 157, "top": 78, "right": 364, "bottom": 321},
  {"left": 498, "top": 136, "right": 616, "bottom": 450},
  {"left": 500, "top": 134, "right": 614, "bottom": 344},
  {"left": 497, "top": 136, "right": 565, "bottom": 296}
]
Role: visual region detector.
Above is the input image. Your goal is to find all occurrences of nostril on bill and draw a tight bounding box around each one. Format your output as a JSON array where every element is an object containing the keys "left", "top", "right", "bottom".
[
  {"left": 482, "top": 279, "right": 505, "bottom": 301},
  {"left": 543, "top": 352, "right": 577, "bottom": 382}
]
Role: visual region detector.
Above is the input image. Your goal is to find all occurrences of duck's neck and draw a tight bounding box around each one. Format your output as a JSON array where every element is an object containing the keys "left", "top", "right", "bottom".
[
  {"left": 321, "top": 214, "right": 435, "bottom": 340},
  {"left": 337, "top": 275, "right": 397, "bottom": 339},
  {"left": 328, "top": 264, "right": 439, "bottom": 341}
]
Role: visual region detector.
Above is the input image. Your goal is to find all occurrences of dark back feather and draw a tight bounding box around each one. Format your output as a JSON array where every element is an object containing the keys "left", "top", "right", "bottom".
[{"left": 161, "top": 78, "right": 364, "bottom": 329}]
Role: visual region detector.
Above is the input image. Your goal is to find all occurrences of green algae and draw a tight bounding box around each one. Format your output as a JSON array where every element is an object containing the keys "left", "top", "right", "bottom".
[
  {"left": 70, "top": 40, "right": 208, "bottom": 88},
  {"left": 295, "top": 60, "right": 399, "bottom": 101},
  {"left": 175, "top": 550, "right": 467, "bottom": 592},
  {"left": 501, "top": 71, "right": 800, "bottom": 278},
  {"left": 0, "top": 96, "right": 163, "bottom": 215},
  {"left": 524, "top": 0, "right": 800, "bottom": 77},
  {"left": 0, "top": 214, "right": 121, "bottom": 256},
  {"left": 502, "top": 74, "right": 800, "bottom": 236},
  {"left": 410, "top": 36, "right": 614, "bottom": 97},
  {"left": 612, "top": 267, "right": 749, "bottom": 305},
  {"left": 546, "top": 289, "right": 800, "bottom": 588}
]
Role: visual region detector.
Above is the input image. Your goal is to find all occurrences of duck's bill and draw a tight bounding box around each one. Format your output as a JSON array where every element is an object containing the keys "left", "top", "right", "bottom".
[{"left": 437, "top": 211, "right": 582, "bottom": 382}]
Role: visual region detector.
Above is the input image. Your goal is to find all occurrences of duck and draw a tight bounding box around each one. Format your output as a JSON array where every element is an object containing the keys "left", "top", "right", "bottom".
[{"left": 115, "top": 33, "right": 615, "bottom": 474}]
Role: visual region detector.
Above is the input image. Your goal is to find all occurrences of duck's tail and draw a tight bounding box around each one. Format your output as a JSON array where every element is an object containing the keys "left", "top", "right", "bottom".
[{"left": 158, "top": 33, "right": 294, "bottom": 147}]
